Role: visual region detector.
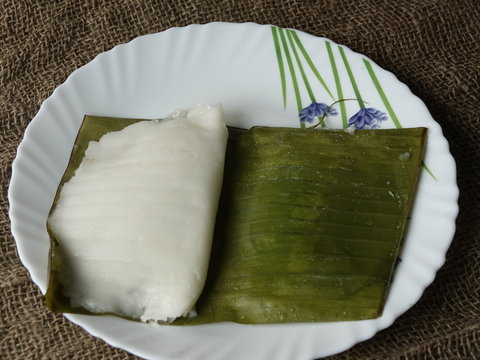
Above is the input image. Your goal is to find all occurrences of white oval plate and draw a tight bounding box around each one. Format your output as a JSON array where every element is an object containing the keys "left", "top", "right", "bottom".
[{"left": 9, "top": 23, "right": 458, "bottom": 360}]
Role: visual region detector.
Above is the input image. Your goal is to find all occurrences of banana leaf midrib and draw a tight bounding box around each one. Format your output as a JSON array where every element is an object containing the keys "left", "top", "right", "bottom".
[
  {"left": 208, "top": 288, "right": 388, "bottom": 300},
  {"left": 236, "top": 161, "right": 417, "bottom": 170},
  {"left": 248, "top": 143, "right": 420, "bottom": 151},
  {"left": 204, "top": 275, "right": 389, "bottom": 291},
  {"left": 232, "top": 182, "right": 411, "bottom": 195},
  {"left": 231, "top": 199, "right": 408, "bottom": 216},
  {"left": 203, "top": 294, "right": 384, "bottom": 305},
  {"left": 245, "top": 133, "right": 423, "bottom": 143},
  {"left": 211, "top": 258, "right": 393, "bottom": 274},
  {"left": 237, "top": 168, "right": 419, "bottom": 182},
  {"left": 232, "top": 216, "right": 401, "bottom": 230},
  {"left": 233, "top": 188, "right": 412, "bottom": 203},
  {"left": 239, "top": 231, "right": 400, "bottom": 245},
  {"left": 228, "top": 226, "right": 399, "bottom": 244},
  {"left": 242, "top": 144, "right": 419, "bottom": 156}
]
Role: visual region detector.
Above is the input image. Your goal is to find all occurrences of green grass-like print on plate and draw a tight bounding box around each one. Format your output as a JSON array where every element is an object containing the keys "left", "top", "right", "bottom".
[{"left": 271, "top": 26, "right": 436, "bottom": 179}]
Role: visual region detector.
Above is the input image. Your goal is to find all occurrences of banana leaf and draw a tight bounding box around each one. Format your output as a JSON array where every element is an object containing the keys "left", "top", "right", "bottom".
[
  {"left": 181, "top": 126, "right": 426, "bottom": 323},
  {"left": 46, "top": 115, "right": 427, "bottom": 323}
]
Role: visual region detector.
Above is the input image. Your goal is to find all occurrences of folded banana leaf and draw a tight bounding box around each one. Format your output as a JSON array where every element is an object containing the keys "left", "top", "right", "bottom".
[
  {"left": 46, "top": 115, "right": 427, "bottom": 324},
  {"left": 180, "top": 126, "right": 426, "bottom": 323}
]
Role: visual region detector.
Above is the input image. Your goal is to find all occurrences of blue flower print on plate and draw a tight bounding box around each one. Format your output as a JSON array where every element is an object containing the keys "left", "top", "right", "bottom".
[
  {"left": 299, "top": 102, "right": 338, "bottom": 123},
  {"left": 348, "top": 108, "right": 388, "bottom": 129}
]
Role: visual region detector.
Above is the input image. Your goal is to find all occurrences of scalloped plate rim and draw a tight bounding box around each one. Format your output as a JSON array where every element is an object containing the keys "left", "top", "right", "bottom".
[{"left": 8, "top": 22, "right": 459, "bottom": 360}]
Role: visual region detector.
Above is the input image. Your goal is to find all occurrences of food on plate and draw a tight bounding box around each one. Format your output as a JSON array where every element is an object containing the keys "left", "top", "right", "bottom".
[
  {"left": 45, "top": 105, "right": 427, "bottom": 324},
  {"left": 46, "top": 105, "right": 228, "bottom": 322}
]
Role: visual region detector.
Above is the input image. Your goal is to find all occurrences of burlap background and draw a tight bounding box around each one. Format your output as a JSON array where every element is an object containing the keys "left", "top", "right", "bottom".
[{"left": 1, "top": 0, "right": 479, "bottom": 359}]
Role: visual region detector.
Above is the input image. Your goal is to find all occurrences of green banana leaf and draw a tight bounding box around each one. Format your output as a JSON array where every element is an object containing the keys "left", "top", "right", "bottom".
[{"left": 46, "top": 115, "right": 427, "bottom": 323}]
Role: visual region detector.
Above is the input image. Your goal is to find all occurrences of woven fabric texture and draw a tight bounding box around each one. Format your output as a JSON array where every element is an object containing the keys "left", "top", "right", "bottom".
[{"left": 1, "top": 0, "right": 479, "bottom": 359}]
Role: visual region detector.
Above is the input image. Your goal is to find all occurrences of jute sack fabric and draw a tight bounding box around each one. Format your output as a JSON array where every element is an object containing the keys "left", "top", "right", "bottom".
[{"left": 1, "top": 0, "right": 479, "bottom": 359}]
